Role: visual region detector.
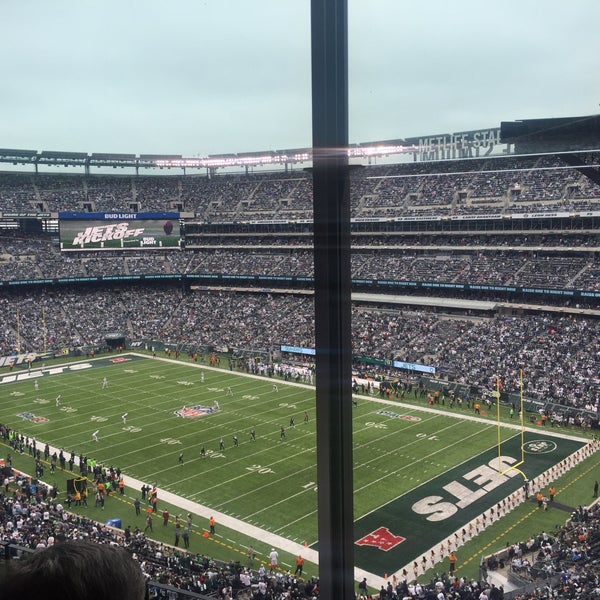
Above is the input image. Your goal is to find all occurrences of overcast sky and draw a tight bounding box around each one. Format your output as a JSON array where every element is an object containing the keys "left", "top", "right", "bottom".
[{"left": 2, "top": 0, "right": 599, "bottom": 157}]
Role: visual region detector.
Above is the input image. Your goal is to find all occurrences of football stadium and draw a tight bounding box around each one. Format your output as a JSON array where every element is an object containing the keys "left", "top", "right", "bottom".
[
  {"left": 2, "top": 114, "right": 600, "bottom": 599},
  {"left": 3, "top": 4, "right": 600, "bottom": 600}
]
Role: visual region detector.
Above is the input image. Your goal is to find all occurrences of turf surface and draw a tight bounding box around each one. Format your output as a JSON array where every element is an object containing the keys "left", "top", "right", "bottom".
[{"left": 0, "top": 352, "right": 592, "bottom": 582}]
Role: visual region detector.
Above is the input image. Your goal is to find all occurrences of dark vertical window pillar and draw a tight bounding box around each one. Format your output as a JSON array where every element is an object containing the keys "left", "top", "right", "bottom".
[{"left": 311, "top": 1, "right": 354, "bottom": 598}]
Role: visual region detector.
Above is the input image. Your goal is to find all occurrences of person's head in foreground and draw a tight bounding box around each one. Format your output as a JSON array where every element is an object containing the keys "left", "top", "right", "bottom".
[{"left": 0, "top": 540, "right": 147, "bottom": 600}]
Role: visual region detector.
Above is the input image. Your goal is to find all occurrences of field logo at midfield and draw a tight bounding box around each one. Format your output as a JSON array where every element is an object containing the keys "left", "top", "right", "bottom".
[
  {"left": 175, "top": 405, "right": 217, "bottom": 418},
  {"left": 17, "top": 412, "right": 49, "bottom": 424},
  {"left": 375, "top": 410, "right": 421, "bottom": 422},
  {"left": 355, "top": 527, "right": 405, "bottom": 551},
  {"left": 523, "top": 440, "right": 557, "bottom": 454}
]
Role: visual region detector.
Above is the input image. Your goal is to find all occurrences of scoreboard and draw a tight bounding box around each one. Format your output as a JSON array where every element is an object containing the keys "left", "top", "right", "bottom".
[{"left": 59, "top": 212, "right": 181, "bottom": 251}]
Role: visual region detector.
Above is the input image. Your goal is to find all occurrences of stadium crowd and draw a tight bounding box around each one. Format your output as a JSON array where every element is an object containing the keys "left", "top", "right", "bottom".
[
  {"left": 0, "top": 471, "right": 318, "bottom": 599},
  {"left": 2, "top": 286, "right": 600, "bottom": 414},
  {"left": 478, "top": 502, "right": 600, "bottom": 600},
  {"left": 1, "top": 152, "right": 600, "bottom": 218},
  {"left": 3, "top": 231, "right": 600, "bottom": 292}
]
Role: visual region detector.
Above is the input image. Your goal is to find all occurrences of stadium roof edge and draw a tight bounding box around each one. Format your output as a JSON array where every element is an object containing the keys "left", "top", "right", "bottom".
[
  {"left": 139, "top": 154, "right": 183, "bottom": 160},
  {"left": 90, "top": 153, "right": 137, "bottom": 161},
  {"left": 3, "top": 113, "right": 599, "bottom": 171},
  {"left": 0, "top": 148, "right": 38, "bottom": 158},
  {"left": 40, "top": 150, "right": 88, "bottom": 159}
]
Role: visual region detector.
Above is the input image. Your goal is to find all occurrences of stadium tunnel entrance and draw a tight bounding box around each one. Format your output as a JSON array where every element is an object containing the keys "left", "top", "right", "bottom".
[{"left": 104, "top": 332, "right": 127, "bottom": 350}]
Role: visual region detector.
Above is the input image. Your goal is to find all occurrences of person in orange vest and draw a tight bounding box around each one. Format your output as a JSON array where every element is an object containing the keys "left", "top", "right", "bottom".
[
  {"left": 118, "top": 478, "right": 125, "bottom": 495},
  {"left": 449, "top": 552, "right": 457, "bottom": 574},
  {"left": 294, "top": 555, "right": 304, "bottom": 577},
  {"left": 549, "top": 485, "right": 555, "bottom": 503},
  {"left": 536, "top": 491, "right": 544, "bottom": 508},
  {"left": 209, "top": 515, "right": 215, "bottom": 534},
  {"left": 474, "top": 402, "right": 481, "bottom": 415}
]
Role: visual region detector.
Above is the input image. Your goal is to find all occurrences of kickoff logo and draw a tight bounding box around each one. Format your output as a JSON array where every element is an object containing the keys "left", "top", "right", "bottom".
[{"left": 175, "top": 405, "right": 217, "bottom": 418}]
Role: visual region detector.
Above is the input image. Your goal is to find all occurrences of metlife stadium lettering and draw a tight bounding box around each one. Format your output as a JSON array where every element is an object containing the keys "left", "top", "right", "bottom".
[{"left": 72, "top": 223, "right": 144, "bottom": 246}]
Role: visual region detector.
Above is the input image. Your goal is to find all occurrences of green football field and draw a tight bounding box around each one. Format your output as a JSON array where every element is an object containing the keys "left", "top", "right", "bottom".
[{"left": 0, "top": 353, "right": 589, "bottom": 581}]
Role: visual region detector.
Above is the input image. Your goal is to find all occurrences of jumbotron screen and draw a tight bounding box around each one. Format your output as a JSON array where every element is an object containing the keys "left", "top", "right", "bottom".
[{"left": 58, "top": 212, "right": 181, "bottom": 251}]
